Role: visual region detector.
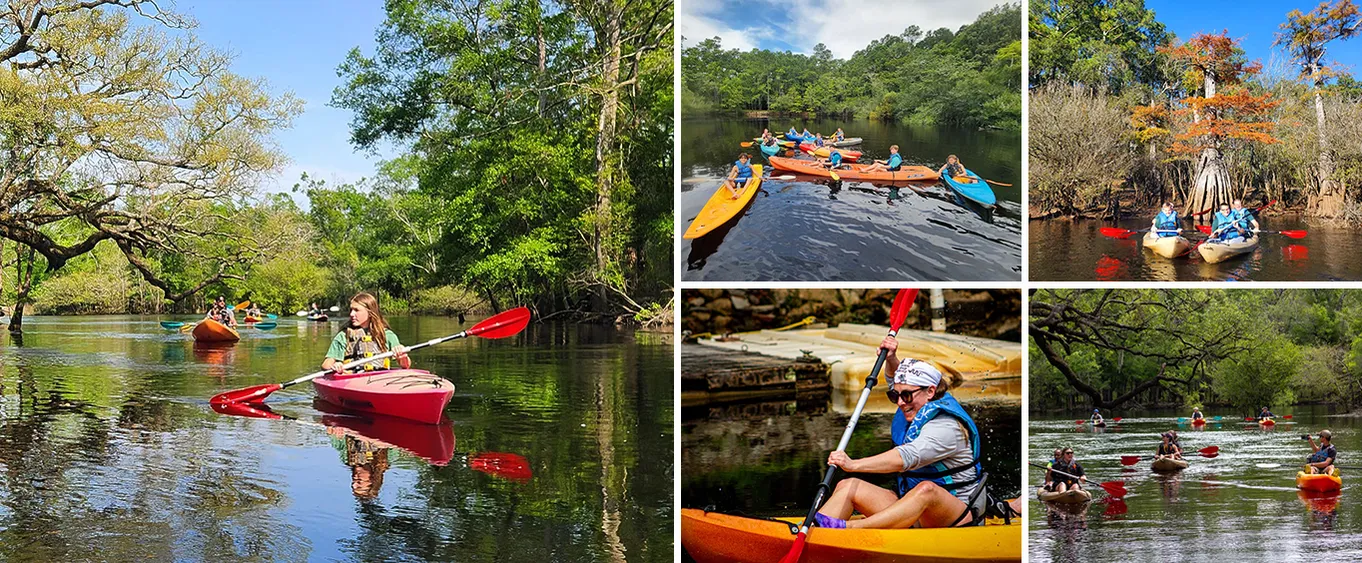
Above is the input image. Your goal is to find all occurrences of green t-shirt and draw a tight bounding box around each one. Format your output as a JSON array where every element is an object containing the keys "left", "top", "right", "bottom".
[{"left": 326, "top": 328, "right": 402, "bottom": 361}]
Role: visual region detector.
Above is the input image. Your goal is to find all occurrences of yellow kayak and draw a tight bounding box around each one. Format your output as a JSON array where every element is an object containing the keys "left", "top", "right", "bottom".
[
  {"left": 681, "top": 508, "right": 1020, "bottom": 562},
  {"left": 683, "top": 164, "right": 763, "bottom": 239}
]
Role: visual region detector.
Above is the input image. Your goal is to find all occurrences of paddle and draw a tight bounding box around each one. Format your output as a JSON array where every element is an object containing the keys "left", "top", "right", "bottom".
[
  {"left": 1099, "top": 227, "right": 1150, "bottom": 240},
  {"left": 296, "top": 310, "right": 308, "bottom": 317},
  {"left": 1029, "top": 462, "right": 1127, "bottom": 499},
  {"left": 210, "top": 307, "right": 531, "bottom": 405},
  {"left": 779, "top": 289, "right": 917, "bottom": 563},
  {"left": 1120, "top": 446, "right": 1220, "bottom": 466},
  {"left": 983, "top": 179, "right": 1013, "bottom": 187},
  {"left": 1197, "top": 225, "right": 1306, "bottom": 239}
]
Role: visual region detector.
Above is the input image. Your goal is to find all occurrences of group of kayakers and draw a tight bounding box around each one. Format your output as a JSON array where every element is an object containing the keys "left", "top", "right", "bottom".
[
  {"left": 741, "top": 127, "right": 973, "bottom": 187},
  {"left": 807, "top": 339, "right": 1021, "bottom": 530},
  {"left": 1147, "top": 199, "right": 1262, "bottom": 242}
]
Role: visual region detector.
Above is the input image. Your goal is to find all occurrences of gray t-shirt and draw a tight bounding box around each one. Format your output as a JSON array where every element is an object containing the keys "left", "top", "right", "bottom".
[{"left": 895, "top": 417, "right": 983, "bottom": 509}]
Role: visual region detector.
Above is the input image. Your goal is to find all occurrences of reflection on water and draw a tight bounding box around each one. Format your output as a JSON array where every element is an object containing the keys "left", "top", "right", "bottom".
[
  {"left": 682, "top": 118, "right": 1021, "bottom": 281},
  {"left": 0, "top": 316, "right": 672, "bottom": 562},
  {"left": 1029, "top": 407, "right": 1362, "bottom": 561}
]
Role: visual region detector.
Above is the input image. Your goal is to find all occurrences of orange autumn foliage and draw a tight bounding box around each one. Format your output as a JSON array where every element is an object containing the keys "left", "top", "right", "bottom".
[{"left": 1161, "top": 32, "right": 1280, "bottom": 155}]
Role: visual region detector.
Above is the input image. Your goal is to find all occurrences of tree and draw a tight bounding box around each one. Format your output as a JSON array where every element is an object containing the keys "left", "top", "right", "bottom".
[
  {"left": 1275, "top": 0, "right": 1360, "bottom": 217},
  {"left": 0, "top": 0, "right": 301, "bottom": 330}
]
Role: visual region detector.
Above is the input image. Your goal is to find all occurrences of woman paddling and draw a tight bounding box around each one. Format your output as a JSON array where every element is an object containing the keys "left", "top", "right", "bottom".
[
  {"left": 1156, "top": 431, "right": 1183, "bottom": 461},
  {"left": 1304, "top": 430, "right": 1337, "bottom": 475},
  {"left": 322, "top": 292, "right": 410, "bottom": 374},
  {"left": 1151, "top": 202, "right": 1181, "bottom": 238},
  {"left": 813, "top": 350, "right": 1020, "bottom": 530},
  {"left": 1044, "top": 448, "right": 1087, "bottom": 493},
  {"left": 205, "top": 296, "right": 237, "bottom": 328}
]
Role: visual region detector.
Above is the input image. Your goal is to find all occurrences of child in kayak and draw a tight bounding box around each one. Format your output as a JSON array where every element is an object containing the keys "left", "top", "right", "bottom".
[
  {"left": 788, "top": 127, "right": 799, "bottom": 138},
  {"left": 723, "top": 153, "right": 754, "bottom": 197},
  {"left": 863, "top": 145, "right": 903, "bottom": 173},
  {"left": 1156, "top": 432, "right": 1183, "bottom": 461},
  {"left": 1304, "top": 430, "right": 1337, "bottom": 475},
  {"left": 833, "top": 128, "right": 846, "bottom": 142},
  {"left": 811, "top": 133, "right": 826, "bottom": 148},
  {"left": 812, "top": 347, "right": 1020, "bottom": 530},
  {"left": 1231, "top": 199, "right": 1260, "bottom": 236},
  {"left": 1209, "top": 203, "right": 1251, "bottom": 242},
  {"left": 323, "top": 292, "right": 410, "bottom": 374},
  {"left": 938, "top": 155, "right": 972, "bottom": 182},
  {"left": 205, "top": 296, "right": 237, "bottom": 327},
  {"left": 1090, "top": 409, "right": 1103, "bottom": 425},
  {"left": 817, "top": 149, "right": 844, "bottom": 171},
  {"left": 1042, "top": 448, "right": 1063, "bottom": 491},
  {"left": 1046, "top": 448, "right": 1087, "bottom": 493},
  {"left": 1151, "top": 202, "right": 1181, "bottom": 237}
]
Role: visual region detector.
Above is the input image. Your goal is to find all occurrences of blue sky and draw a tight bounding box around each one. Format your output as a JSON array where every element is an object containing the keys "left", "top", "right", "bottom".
[
  {"left": 180, "top": 0, "right": 391, "bottom": 196},
  {"left": 1147, "top": 0, "right": 1362, "bottom": 80},
  {"left": 679, "top": 0, "right": 1009, "bottom": 58}
]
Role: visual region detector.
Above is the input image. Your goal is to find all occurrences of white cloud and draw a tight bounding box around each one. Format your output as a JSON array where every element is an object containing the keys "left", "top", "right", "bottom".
[
  {"left": 678, "top": 9, "right": 758, "bottom": 51},
  {"left": 769, "top": 0, "right": 1006, "bottom": 58}
]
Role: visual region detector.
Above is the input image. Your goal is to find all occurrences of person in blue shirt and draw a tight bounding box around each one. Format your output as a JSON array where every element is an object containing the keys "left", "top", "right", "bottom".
[
  {"left": 812, "top": 133, "right": 826, "bottom": 148},
  {"left": 1231, "top": 199, "right": 1260, "bottom": 237},
  {"left": 817, "top": 148, "right": 844, "bottom": 171},
  {"left": 1209, "top": 203, "right": 1241, "bottom": 241},
  {"left": 864, "top": 145, "right": 903, "bottom": 173},
  {"left": 788, "top": 127, "right": 800, "bottom": 138},
  {"left": 1150, "top": 202, "right": 1181, "bottom": 238},
  {"left": 724, "top": 153, "right": 754, "bottom": 197},
  {"left": 802, "top": 128, "right": 813, "bottom": 139}
]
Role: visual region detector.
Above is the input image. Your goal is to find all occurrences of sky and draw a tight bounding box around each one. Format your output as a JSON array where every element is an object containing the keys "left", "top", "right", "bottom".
[
  {"left": 678, "top": 0, "right": 1009, "bottom": 58},
  {"left": 178, "top": 0, "right": 391, "bottom": 196},
  {"left": 1146, "top": 0, "right": 1362, "bottom": 80}
]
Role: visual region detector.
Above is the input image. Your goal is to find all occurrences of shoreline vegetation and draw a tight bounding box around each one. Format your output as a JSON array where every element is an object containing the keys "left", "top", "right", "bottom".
[
  {"left": 1029, "top": 0, "right": 1362, "bottom": 224},
  {"left": 1030, "top": 289, "right": 1362, "bottom": 414},
  {"left": 0, "top": 0, "right": 675, "bottom": 331},
  {"left": 680, "top": 3, "right": 1021, "bottom": 131}
]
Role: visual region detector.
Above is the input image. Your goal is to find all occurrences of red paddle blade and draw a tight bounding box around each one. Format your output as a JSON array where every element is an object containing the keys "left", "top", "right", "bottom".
[
  {"left": 888, "top": 289, "right": 919, "bottom": 331},
  {"left": 1112, "top": 417, "right": 1122, "bottom": 422},
  {"left": 469, "top": 452, "right": 533, "bottom": 481},
  {"left": 209, "top": 383, "right": 283, "bottom": 405},
  {"left": 1284, "top": 414, "right": 1293, "bottom": 419},
  {"left": 1098, "top": 227, "right": 1135, "bottom": 239},
  {"left": 1253, "top": 199, "right": 1277, "bottom": 212},
  {"left": 1192, "top": 206, "right": 1214, "bottom": 217},
  {"left": 1197, "top": 225, "right": 1213, "bottom": 234},
  {"left": 778, "top": 532, "right": 809, "bottom": 563},
  {"left": 1199, "top": 446, "right": 1220, "bottom": 454},
  {"left": 1120, "top": 455, "right": 1142, "bottom": 466},
  {"left": 1076, "top": 420, "right": 1086, "bottom": 425},
  {"left": 1200, "top": 452, "right": 1219, "bottom": 459},
  {"left": 1101, "top": 482, "right": 1128, "bottom": 498},
  {"left": 467, "top": 306, "right": 531, "bottom": 339},
  {"left": 211, "top": 400, "right": 284, "bottom": 419},
  {"left": 1278, "top": 230, "right": 1307, "bottom": 239}
]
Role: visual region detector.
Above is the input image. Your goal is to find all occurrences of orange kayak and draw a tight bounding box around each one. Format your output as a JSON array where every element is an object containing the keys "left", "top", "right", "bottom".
[
  {"left": 681, "top": 508, "right": 1020, "bottom": 562},
  {"left": 1296, "top": 467, "right": 1341, "bottom": 492},
  {"left": 798, "top": 143, "right": 862, "bottom": 161},
  {"left": 683, "top": 164, "right": 763, "bottom": 239},
  {"left": 768, "top": 156, "right": 938, "bottom": 182},
  {"left": 192, "top": 319, "right": 240, "bottom": 343}
]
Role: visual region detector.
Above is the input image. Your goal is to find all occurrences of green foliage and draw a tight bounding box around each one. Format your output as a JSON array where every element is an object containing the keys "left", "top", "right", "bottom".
[
  {"left": 681, "top": 4, "right": 1021, "bottom": 129},
  {"left": 1210, "top": 330, "right": 1301, "bottom": 411},
  {"left": 1029, "top": 0, "right": 1172, "bottom": 93}
]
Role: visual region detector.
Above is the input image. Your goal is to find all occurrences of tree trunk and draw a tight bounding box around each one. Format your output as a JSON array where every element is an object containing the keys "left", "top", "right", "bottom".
[
  {"left": 8, "top": 245, "right": 35, "bottom": 333},
  {"left": 1184, "top": 73, "right": 1231, "bottom": 221},
  {"left": 1309, "top": 78, "right": 1345, "bottom": 217},
  {"left": 592, "top": 5, "right": 623, "bottom": 309},
  {"left": 537, "top": 21, "right": 548, "bottom": 115}
]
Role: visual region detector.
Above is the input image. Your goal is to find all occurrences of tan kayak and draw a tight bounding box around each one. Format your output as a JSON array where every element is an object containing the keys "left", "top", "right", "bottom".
[
  {"left": 1142, "top": 232, "right": 1190, "bottom": 258},
  {"left": 1151, "top": 458, "right": 1189, "bottom": 472},
  {"left": 1037, "top": 488, "right": 1092, "bottom": 504},
  {"left": 1198, "top": 235, "right": 1258, "bottom": 264}
]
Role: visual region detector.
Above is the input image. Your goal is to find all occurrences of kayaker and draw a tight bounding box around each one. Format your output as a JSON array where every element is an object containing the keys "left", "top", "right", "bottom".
[
  {"left": 812, "top": 357, "right": 1020, "bottom": 529},
  {"left": 788, "top": 127, "right": 799, "bottom": 138},
  {"left": 1156, "top": 431, "right": 1183, "bottom": 461},
  {"left": 1231, "top": 199, "right": 1260, "bottom": 236},
  {"left": 1210, "top": 203, "right": 1252, "bottom": 241},
  {"left": 1090, "top": 409, "right": 1103, "bottom": 425},
  {"left": 801, "top": 128, "right": 813, "bottom": 139},
  {"left": 723, "top": 153, "right": 754, "bottom": 197},
  {"left": 308, "top": 302, "right": 324, "bottom": 317},
  {"left": 1043, "top": 448, "right": 1063, "bottom": 490},
  {"left": 205, "top": 296, "right": 237, "bottom": 327},
  {"left": 1045, "top": 448, "right": 1087, "bottom": 493},
  {"left": 245, "top": 304, "right": 263, "bottom": 320},
  {"left": 322, "top": 292, "right": 410, "bottom": 374},
  {"left": 833, "top": 128, "right": 846, "bottom": 142},
  {"left": 812, "top": 133, "right": 826, "bottom": 148},
  {"left": 1151, "top": 202, "right": 1181, "bottom": 237},
  {"left": 938, "top": 155, "right": 966, "bottom": 180},
  {"left": 1259, "top": 406, "right": 1276, "bottom": 419},
  {"left": 1191, "top": 407, "right": 1204, "bottom": 421},
  {"left": 817, "top": 149, "right": 844, "bottom": 171},
  {"left": 863, "top": 145, "right": 903, "bottom": 173},
  {"left": 1304, "top": 430, "right": 1337, "bottom": 475}
]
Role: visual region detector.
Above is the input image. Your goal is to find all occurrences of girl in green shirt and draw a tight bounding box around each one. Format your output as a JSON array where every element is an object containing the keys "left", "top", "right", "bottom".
[{"left": 322, "top": 292, "right": 410, "bottom": 373}]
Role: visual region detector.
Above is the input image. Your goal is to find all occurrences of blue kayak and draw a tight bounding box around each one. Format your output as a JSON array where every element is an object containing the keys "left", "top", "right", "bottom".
[
  {"left": 942, "top": 169, "right": 996, "bottom": 208},
  {"left": 760, "top": 143, "right": 780, "bottom": 156},
  {"left": 784, "top": 132, "right": 803, "bottom": 142}
]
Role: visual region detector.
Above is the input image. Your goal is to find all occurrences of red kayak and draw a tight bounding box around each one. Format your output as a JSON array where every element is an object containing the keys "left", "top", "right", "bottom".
[
  {"left": 314, "top": 399, "right": 455, "bottom": 465},
  {"left": 312, "top": 369, "right": 455, "bottom": 424}
]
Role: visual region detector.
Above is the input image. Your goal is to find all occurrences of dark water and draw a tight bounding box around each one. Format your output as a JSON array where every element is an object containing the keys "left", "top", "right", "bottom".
[
  {"left": 680, "top": 392, "right": 1021, "bottom": 559},
  {"left": 1029, "top": 407, "right": 1362, "bottom": 562},
  {"left": 1029, "top": 217, "right": 1362, "bottom": 281},
  {"left": 681, "top": 118, "right": 1022, "bottom": 281},
  {"left": 0, "top": 315, "right": 672, "bottom": 562}
]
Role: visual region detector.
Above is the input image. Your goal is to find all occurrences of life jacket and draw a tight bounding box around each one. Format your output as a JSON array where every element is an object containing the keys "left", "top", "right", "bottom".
[
  {"left": 891, "top": 392, "right": 983, "bottom": 496},
  {"left": 828, "top": 151, "right": 842, "bottom": 167},
  {"left": 944, "top": 162, "right": 965, "bottom": 178},
  {"left": 1232, "top": 207, "right": 1253, "bottom": 231},
  {"left": 887, "top": 153, "right": 902, "bottom": 171},
  {"left": 734, "top": 160, "right": 752, "bottom": 180},
  {"left": 835, "top": 131, "right": 844, "bottom": 141},
  {"left": 209, "top": 306, "right": 231, "bottom": 324},
  {"left": 1157, "top": 442, "right": 1179, "bottom": 456},
  {"left": 1308, "top": 444, "right": 1337, "bottom": 464},
  {"left": 342, "top": 326, "right": 390, "bottom": 372},
  {"left": 1192, "top": 412, "right": 1203, "bottom": 420},
  {"left": 1050, "top": 459, "right": 1082, "bottom": 484},
  {"left": 1155, "top": 210, "right": 1179, "bottom": 235}
]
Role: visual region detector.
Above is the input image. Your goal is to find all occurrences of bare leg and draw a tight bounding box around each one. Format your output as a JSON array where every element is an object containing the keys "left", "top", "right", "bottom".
[
  {"left": 846, "top": 481, "right": 971, "bottom": 529},
  {"left": 817, "top": 477, "right": 899, "bottom": 520}
]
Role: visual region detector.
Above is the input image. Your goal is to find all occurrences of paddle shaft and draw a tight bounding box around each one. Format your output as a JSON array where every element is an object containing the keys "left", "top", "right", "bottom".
[
  {"left": 1030, "top": 462, "right": 1084, "bottom": 483},
  {"left": 279, "top": 330, "right": 477, "bottom": 389}
]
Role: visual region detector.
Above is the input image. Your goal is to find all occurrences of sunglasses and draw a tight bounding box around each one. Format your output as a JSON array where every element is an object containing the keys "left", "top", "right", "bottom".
[{"left": 886, "top": 387, "right": 926, "bottom": 404}]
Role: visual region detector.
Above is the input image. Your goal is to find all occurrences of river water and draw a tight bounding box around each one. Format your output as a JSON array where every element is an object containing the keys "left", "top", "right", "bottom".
[
  {"left": 1029, "top": 407, "right": 1362, "bottom": 562},
  {"left": 1029, "top": 217, "right": 1362, "bottom": 281},
  {"left": 0, "top": 315, "right": 673, "bottom": 562},
  {"left": 681, "top": 117, "right": 1022, "bottom": 281}
]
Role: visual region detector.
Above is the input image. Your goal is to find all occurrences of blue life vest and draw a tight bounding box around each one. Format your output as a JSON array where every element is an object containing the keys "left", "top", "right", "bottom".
[
  {"left": 828, "top": 151, "right": 842, "bottom": 167},
  {"left": 734, "top": 160, "right": 752, "bottom": 181},
  {"left": 891, "top": 392, "right": 983, "bottom": 496},
  {"left": 1212, "top": 211, "right": 1241, "bottom": 240},
  {"left": 802, "top": 130, "right": 812, "bottom": 138},
  {"left": 1233, "top": 207, "right": 1254, "bottom": 231},
  {"left": 1155, "top": 210, "right": 1178, "bottom": 236},
  {"left": 789, "top": 129, "right": 798, "bottom": 137},
  {"left": 1309, "top": 444, "right": 1337, "bottom": 464},
  {"left": 887, "top": 153, "right": 902, "bottom": 171}
]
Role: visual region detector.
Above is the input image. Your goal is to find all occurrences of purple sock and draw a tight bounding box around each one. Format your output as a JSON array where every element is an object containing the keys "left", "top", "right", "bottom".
[{"left": 814, "top": 513, "right": 846, "bottom": 529}]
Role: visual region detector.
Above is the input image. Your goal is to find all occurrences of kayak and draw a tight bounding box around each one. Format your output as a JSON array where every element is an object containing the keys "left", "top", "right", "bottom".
[
  {"left": 785, "top": 132, "right": 804, "bottom": 142},
  {"left": 244, "top": 316, "right": 262, "bottom": 323},
  {"left": 314, "top": 398, "right": 455, "bottom": 465},
  {"left": 767, "top": 156, "right": 937, "bottom": 182},
  {"left": 1199, "top": 235, "right": 1258, "bottom": 264},
  {"left": 1260, "top": 418, "right": 1276, "bottom": 426},
  {"left": 1037, "top": 488, "right": 1092, "bottom": 504},
  {"left": 1091, "top": 421, "right": 1106, "bottom": 428},
  {"left": 683, "top": 164, "right": 763, "bottom": 240},
  {"left": 760, "top": 143, "right": 780, "bottom": 156},
  {"left": 1151, "top": 458, "right": 1189, "bottom": 472},
  {"left": 942, "top": 169, "right": 996, "bottom": 208},
  {"left": 680, "top": 508, "right": 1021, "bottom": 563},
  {"left": 828, "top": 137, "right": 862, "bottom": 147},
  {"left": 1191, "top": 418, "right": 1206, "bottom": 426},
  {"left": 753, "top": 137, "right": 795, "bottom": 147},
  {"left": 798, "top": 143, "right": 862, "bottom": 161},
  {"left": 308, "top": 314, "right": 329, "bottom": 322},
  {"left": 312, "top": 369, "right": 455, "bottom": 424},
  {"left": 192, "top": 319, "right": 240, "bottom": 343},
  {"left": 1296, "top": 468, "right": 1342, "bottom": 492},
  {"left": 1142, "top": 232, "right": 1191, "bottom": 258}
]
